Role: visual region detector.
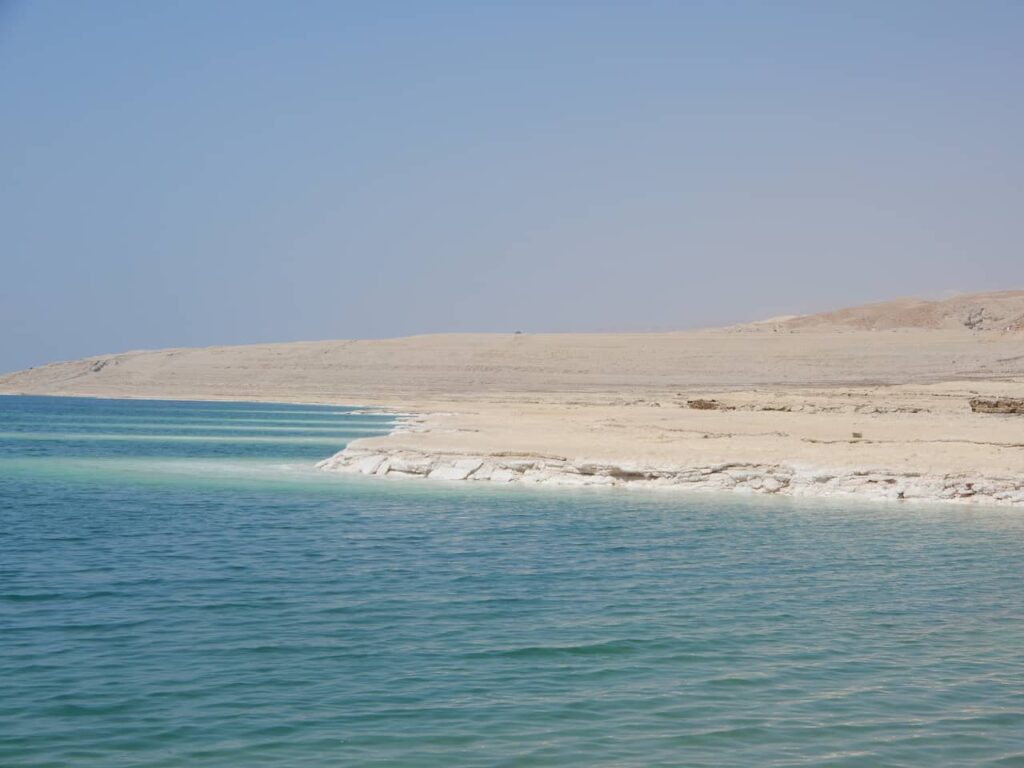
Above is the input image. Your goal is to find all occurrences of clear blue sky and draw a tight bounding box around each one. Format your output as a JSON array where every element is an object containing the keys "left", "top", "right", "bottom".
[{"left": 2, "top": 1, "right": 1022, "bottom": 371}]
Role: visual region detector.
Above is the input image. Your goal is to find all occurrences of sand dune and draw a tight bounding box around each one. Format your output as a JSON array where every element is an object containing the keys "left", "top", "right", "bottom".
[{"left": 3, "top": 291, "right": 1024, "bottom": 506}]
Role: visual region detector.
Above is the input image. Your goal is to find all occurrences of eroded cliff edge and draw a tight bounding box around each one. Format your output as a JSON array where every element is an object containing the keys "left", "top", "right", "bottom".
[
  {"left": 317, "top": 386, "right": 1024, "bottom": 507},
  {"left": 318, "top": 446, "right": 1024, "bottom": 506}
]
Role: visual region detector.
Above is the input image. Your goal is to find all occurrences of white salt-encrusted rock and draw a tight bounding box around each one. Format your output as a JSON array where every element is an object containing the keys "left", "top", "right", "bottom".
[
  {"left": 387, "top": 455, "right": 434, "bottom": 475},
  {"left": 428, "top": 459, "right": 483, "bottom": 481},
  {"left": 355, "top": 455, "right": 386, "bottom": 475},
  {"left": 315, "top": 444, "right": 1024, "bottom": 508}
]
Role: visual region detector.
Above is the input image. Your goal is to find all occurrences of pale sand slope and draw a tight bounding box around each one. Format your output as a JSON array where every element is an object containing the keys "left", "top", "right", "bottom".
[{"left": 3, "top": 291, "right": 1024, "bottom": 505}]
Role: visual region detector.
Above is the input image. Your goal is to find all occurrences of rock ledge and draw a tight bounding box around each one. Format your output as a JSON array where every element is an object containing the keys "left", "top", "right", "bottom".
[{"left": 317, "top": 447, "right": 1024, "bottom": 507}]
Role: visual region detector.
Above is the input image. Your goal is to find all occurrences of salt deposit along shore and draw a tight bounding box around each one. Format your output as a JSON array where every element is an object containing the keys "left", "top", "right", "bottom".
[
  {"left": 3, "top": 292, "right": 1024, "bottom": 507},
  {"left": 319, "top": 445, "right": 1024, "bottom": 506},
  {"left": 315, "top": 385, "right": 1024, "bottom": 506}
]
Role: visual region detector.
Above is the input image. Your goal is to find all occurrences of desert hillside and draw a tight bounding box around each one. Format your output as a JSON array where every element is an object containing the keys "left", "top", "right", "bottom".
[
  {"left": 751, "top": 291, "right": 1024, "bottom": 333},
  {"left": 1, "top": 291, "right": 1023, "bottom": 405}
]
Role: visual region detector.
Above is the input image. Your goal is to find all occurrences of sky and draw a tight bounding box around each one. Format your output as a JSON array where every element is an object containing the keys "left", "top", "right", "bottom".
[{"left": 2, "top": 1, "right": 1022, "bottom": 371}]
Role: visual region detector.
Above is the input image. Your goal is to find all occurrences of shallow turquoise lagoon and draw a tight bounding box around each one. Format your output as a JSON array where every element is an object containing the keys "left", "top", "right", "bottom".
[{"left": 1, "top": 395, "right": 1022, "bottom": 766}]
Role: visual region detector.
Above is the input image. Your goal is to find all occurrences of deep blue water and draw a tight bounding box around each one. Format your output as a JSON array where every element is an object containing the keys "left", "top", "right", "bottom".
[{"left": 1, "top": 395, "right": 1023, "bottom": 767}]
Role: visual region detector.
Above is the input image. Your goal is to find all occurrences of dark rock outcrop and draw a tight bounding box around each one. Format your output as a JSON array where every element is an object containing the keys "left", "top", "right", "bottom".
[
  {"left": 688, "top": 399, "right": 724, "bottom": 410},
  {"left": 969, "top": 397, "right": 1024, "bottom": 414}
]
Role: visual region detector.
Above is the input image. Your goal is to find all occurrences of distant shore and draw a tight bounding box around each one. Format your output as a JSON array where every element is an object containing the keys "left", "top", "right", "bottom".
[{"left": 4, "top": 292, "right": 1024, "bottom": 508}]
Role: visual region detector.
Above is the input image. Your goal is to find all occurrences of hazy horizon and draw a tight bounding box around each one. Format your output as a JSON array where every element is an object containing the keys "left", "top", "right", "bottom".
[{"left": 3, "top": 1, "right": 1023, "bottom": 372}]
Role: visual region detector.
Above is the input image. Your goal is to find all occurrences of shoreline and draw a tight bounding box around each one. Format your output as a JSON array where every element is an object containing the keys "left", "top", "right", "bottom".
[
  {"left": 0, "top": 391, "right": 392, "bottom": 410},
  {"left": 3, "top": 321, "right": 1023, "bottom": 509},
  {"left": 316, "top": 419, "right": 1024, "bottom": 508},
  {"left": 2, "top": 391, "right": 1022, "bottom": 508},
  {"left": 3, "top": 392, "right": 1024, "bottom": 508}
]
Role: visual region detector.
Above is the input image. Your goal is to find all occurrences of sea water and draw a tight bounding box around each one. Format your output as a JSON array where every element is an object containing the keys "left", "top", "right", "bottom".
[{"left": 1, "top": 395, "right": 1022, "bottom": 767}]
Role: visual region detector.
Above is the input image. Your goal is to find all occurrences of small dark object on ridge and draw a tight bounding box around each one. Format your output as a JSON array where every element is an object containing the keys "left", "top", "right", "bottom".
[
  {"left": 688, "top": 399, "right": 722, "bottom": 410},
  {"left": 969, "top": 397, "right": 1024, "bottom": 414}
]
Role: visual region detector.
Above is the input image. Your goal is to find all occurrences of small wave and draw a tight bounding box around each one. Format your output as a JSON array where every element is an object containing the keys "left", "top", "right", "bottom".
[{"left": 467, "top": 639, "right": 642, "bottom": 659}]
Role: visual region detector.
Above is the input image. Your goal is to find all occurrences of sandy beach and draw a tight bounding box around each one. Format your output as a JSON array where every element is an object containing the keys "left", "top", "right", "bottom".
[{"left": 4, "top": 292, "right": 1024, "bottom": 506}]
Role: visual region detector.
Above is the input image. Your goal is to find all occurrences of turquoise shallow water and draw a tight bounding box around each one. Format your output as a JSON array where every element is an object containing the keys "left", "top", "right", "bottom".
[{"left": 1, "top": 396, "right": 1023, "bottom": 767}]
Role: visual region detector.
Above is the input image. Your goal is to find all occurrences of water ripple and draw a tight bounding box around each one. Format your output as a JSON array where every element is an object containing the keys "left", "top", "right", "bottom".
[{"left": 1, "top": 396, "right": 1023, "bottom": 766}]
